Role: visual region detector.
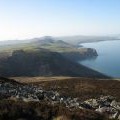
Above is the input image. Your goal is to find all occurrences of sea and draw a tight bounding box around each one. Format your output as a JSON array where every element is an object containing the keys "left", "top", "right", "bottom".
[{"left": 79, "top": 40, "right": 120, "bottom": 78}]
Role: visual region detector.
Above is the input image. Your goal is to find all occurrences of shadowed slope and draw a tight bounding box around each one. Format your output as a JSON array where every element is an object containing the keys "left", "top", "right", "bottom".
[{"left": 0, "top": 49, "right": 108, "bottom": 78}]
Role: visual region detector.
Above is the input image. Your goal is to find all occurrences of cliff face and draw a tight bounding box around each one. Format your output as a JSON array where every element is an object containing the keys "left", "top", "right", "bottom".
[
  {"left": 0, "top": 49, "right": 107, "bottom": 78},
  {"left": 61, "top": 48, "right": 98, "bottom": 61},
  {"left": 82, "top": 48, "right": 98, "bottom": 56}
]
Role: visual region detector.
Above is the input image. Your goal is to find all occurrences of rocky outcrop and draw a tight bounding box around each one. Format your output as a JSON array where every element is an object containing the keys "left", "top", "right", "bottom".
[
  {"left": 85, "top": 96, "right": 120, "bottom": 120},
  {"left": 0, "top": 79, "right": 119, "bottom": 119}
]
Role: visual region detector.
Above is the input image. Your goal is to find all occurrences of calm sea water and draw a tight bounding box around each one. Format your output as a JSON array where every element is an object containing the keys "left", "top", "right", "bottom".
[{"left": 79, "top": 40, "right": 120, "bottom": 78}]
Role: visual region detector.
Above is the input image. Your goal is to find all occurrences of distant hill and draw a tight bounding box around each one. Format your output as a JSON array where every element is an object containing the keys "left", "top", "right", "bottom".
[
  {"left": 30, "top": 36, "right": 98, "bottom": 61},
  {"left": 0, "top": 49, "right": 108, "bottom": 78},
  {"left": 0, "top": 36, "right": 98, "bottom": 61},
  {"left": 54, "top": 35, "right": 120, "bottom": 45},
  {"left": 0, "top": 35, "right": 119, "bottom": 47},
  {"left": 32, "top": 36, "right": 77, "bottom": 48}
]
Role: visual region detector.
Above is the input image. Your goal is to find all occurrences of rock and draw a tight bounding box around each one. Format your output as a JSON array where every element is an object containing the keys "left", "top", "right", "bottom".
[
  {"left": 111, "top": 100, "right": 120, "bottom": 110},
  {"left": 118, "top": 114, "right": 120, "bottom": 120},
  {"left": 84, "top": 99, "right": 99, "bottom": 108},
  {"left": 99, "top": 95, "right": 115, "bottom": 102},
  {"left": 95, "top": 106, "right": 115, "bottom": 113},
  {"left": 80, "top": 103, "right": 93, "bottom": 109}
]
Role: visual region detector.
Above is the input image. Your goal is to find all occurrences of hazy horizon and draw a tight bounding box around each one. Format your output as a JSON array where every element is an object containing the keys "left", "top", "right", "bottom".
[{"left": 0, "top": 0, "right": 120, "bottom": 41}]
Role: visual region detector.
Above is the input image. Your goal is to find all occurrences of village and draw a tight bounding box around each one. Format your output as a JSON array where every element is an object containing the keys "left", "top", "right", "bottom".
[{"left": 0, "top": 81, "right": 120, "bottom": 120}]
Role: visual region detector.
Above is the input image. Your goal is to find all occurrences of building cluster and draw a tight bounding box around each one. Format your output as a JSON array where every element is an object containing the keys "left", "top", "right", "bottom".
[{"left": 0, "top": 81, "right": 120, "bottom": 120}]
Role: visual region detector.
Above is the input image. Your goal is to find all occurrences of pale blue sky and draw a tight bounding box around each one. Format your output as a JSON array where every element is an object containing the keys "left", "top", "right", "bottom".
[{"left": 0, "top": 0, "right": 120, "bottom": 40}]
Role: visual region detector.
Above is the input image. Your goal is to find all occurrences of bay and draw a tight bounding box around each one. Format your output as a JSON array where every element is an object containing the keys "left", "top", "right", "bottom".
[{"left": 79, "top": 40, "right": 120, "bottom": 78}]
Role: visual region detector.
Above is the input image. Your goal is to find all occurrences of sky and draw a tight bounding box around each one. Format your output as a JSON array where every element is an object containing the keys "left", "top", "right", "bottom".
[{"left": 0, "top": 0, "right": 120, "bottom": 41}]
